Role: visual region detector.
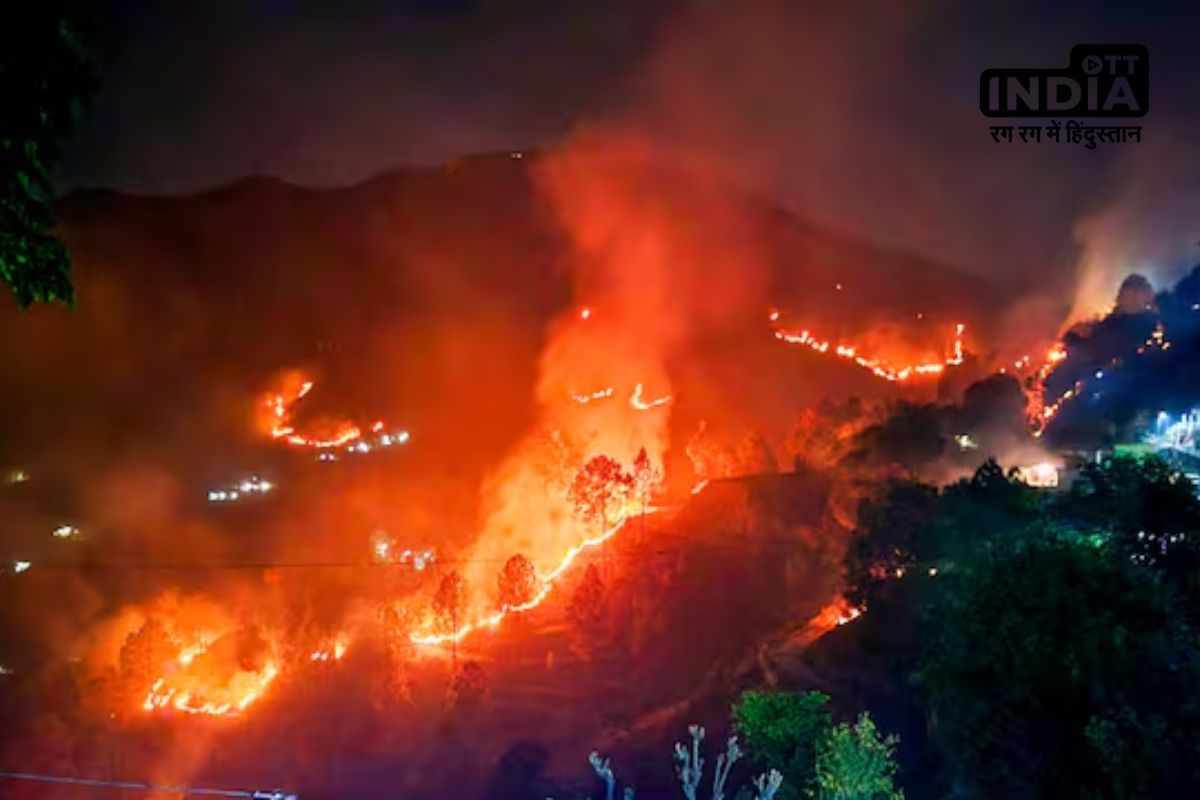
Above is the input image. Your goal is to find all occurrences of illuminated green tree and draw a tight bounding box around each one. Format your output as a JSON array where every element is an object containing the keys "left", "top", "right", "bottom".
[
  {"left": 814, "top": 713, "right": 903, "bottom": 800},
  {"left": 1, "top": 6, "right": 96, "bottom": 306},
  {"left": 920, "top": 537, "right": 1200, "bottom": 797},
  {"left": 734, "top": 690, "right": 831, "bottom": 800}
]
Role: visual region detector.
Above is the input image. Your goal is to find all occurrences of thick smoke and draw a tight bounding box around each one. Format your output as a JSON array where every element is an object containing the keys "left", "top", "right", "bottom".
[
  {"left": 1066, "top": 139, "right": 1200, "bottom": 327},
  {"left": 462, "top": 132, "right": 768, "bottom": 594},
  {"left": 608, "top": 1, "right": 1200, "bottom": 362}
]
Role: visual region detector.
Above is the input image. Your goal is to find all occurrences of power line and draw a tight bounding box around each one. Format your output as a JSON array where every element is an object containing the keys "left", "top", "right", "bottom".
[
  {"left": 0, "top": 770, "right": 295, "bottom": 798},
  {"left": 4, "top": 542, "right": 816, "bottom": 572}
]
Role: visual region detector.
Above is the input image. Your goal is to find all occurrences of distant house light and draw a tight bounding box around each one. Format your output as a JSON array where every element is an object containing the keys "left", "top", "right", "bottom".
[{"left": 1016, "top": 462, "right": 1059, "bottom": 488}]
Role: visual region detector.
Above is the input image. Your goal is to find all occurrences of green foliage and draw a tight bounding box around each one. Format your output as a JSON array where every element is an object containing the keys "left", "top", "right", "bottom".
[
  {"left": 1056, "top": 454, "right": 1200, "bottom": 626},
  {"left": 918, "top": 537, "right": 1200, "bottom": 797},
  {"left": 1084, "top": 705, "right": 1170, "bottom": 800},
  {"left": 1056, "top": 455, "right": 1200, "bottom": 536},
  {"left": 0, "top": 7, "right": 96, "bottom": 306},
  {"left": 734, "top": 691, "right": 832, "bottom": 800},
  {"left": 814, "top": 713, "right": 903, "bottom": 800},
  {"left": 839, "top": 455, "right": 1200, "bottom": 797},
  {"left": 918, "top": 459, "right": 1044, "bottom": 564}
]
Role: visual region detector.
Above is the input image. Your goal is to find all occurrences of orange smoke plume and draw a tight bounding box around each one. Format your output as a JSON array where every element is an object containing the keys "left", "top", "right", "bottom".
[{"left": 446, "top": 133, "right": 768, "bottom": 632}]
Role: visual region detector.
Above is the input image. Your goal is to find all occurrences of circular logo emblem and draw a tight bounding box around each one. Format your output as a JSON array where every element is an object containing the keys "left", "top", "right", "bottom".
[{"left": 1082, "top": 55, "right": 1104, "bottom": 75}]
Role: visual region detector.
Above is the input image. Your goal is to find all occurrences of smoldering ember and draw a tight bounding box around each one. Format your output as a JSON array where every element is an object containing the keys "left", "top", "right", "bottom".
[{"left": 3, "top": 4, "right": 1200, "bottom": 800}]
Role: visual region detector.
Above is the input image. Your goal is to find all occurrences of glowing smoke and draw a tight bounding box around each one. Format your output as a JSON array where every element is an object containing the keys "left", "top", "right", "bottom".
[
  {"left": 1066, "top": 140, "right": 1200, "bottom": 328},
  {"left": 460, "top": 133, "right": 768, "bottom": 599}
]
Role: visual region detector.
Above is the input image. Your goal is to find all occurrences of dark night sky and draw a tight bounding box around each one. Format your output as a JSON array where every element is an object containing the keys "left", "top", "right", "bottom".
[{"left": 58, "top": 0, "right": 1200, "bottom": 300}]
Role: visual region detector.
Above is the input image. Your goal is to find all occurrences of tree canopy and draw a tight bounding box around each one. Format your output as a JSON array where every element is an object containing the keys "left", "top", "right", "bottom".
[
  {"left": 734, "top": 690, "right": 832, "bottom": 800},
  {"left": 0, "top": 6, "right": 96, "bottom": 306},
  {"left": 840, "top": 455, "right": 1200, "bottom": 798},
  {"left": 496, "top": 553, "right": 539, "bottom": 609}
]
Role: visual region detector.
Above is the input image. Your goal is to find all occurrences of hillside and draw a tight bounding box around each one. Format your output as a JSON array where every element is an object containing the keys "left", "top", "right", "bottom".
[
  {"left": 42, "top": 151, "right": 998, "bottom": 432},
  {"left": 0, "top": 154, "right": 1009, "bottom": 798},
  {"left": 0, "top": 151, "right": 1005, "bottom": 567}
]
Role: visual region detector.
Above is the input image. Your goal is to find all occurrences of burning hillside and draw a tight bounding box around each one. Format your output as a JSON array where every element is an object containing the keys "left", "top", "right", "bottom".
[{"left": 0, "top": 140, "right": 1041, "bottom": 796}]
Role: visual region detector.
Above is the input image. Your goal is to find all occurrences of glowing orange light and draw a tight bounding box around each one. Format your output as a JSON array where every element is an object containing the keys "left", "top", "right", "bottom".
[
  {"left": 412, "top": 506, "right": 661, "bottom": 647},
  {"left": 261, "top": 375, "right": 392, "bottom": 450},
  {"left": 142, "top": 645, "right": 280, "bottom": 718},
  {"left": 771, "top": 318, "right": 966, "bottom": 383},
  {"left": 570, "top": 387, "right": 615, "bottom": 405},
  {"left": 630, "top": 383, "right": 671, "bottom": 410},
  {"left": 572, "top": 384, "right": 672, "bottom": 409},
  {"left": 309, "top": 638, "right": 349, "bottom": 663}
]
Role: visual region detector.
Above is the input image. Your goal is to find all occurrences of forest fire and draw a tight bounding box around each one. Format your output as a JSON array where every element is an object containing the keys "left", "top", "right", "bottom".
[
  {"left": 630, "top": 382, "right": 671, "bottom": 410},
  {"left": 142, "top": 661, "right": 280, "bottom": 717},
  {"left": 134, "top": 624, "right": 356, "bottom": 717},
  {"left": 570, "top": 384, "right": 672, "bottom": 409},
  {"left": 1029, "top": 316, "right": 1175, "bottom": 436},
  {"left": 260, "top": 371, "right": 392, "bottom": 449},
  {"left": 411, "top": 503, "right": 660, "bottom": 647},
  {"left": 770, "top": 316, "right": 966, "bottom": 382},
  {"left": 309, "top": 640, "right": 348, "bottom": 662},
  {"left": 569, "top": 386, "right": 615, "bottom": 405},
  {"left": 138, "top": 630, "right": 282, "bottom": 717}
]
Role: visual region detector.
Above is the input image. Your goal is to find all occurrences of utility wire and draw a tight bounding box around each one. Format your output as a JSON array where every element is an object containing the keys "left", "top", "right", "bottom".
[
  {"left": 0, "top": 770, "right": 295, "bottom": 798},
  {"left": 4, "top": 542, "right": 815, "bottom": 572}
]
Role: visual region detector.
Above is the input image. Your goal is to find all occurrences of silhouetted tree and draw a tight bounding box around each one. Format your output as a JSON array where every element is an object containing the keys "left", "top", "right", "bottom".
[
  {"left": 118, "top": 618, "right": 174, "bottom": 706},
  {"left": 845, "top": 402, "right": 946, "bottom": 475},
  {"left": 568, "top": 563, "right": 607, "bottom": 628},
  {"left": 496, "top": 553, "right": 539, "bottom": 609},
  {"left": 483, "top": 740, "right": 551, "bottom": 800},
  {"left": 631, "top": 447, "right": 663, "bottom": 514},
  {"left": 569, "top": 454, "right": 633, "bottom": 532},
  {"left": 686, "top": 420, "right": 734, "bottom": 481},
  {"left": 449, "top": 660, "right": 489, "bottom": 711},
  {"left": 432, "top": 571, "right": 469, "bottom": 635},
  {"left": 843, "top": 480, "right": 938, "bottom": 609},
  {"left": 958, "top": 373, "right": 1027, "bottom": 433},
  {"left": 372, "top": 603, "right": 414, "bottom": 706},
  {"left": 737, "top": 430, "right": 779, "bottom": 475}
]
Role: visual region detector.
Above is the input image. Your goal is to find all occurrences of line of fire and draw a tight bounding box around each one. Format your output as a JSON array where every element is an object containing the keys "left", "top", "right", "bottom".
[{"left": 3, "top": 8, "right": 1200, "bottom": 800}]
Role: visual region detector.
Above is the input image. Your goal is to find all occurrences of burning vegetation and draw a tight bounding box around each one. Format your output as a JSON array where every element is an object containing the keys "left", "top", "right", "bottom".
[{"left": 4, "top": 133, "right": 1200, "bottom": 798}]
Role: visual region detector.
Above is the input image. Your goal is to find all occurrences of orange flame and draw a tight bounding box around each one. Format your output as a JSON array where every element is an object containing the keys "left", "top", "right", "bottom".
[
  {"left": 261, "top": 374, "right": 393, "bottom": 450},
  {"left": 630, "top": 383, "right": 671, "bottom": 410},
  {"left": 309, "top": 638, "right": 349, "bottom": 663},
  {"left": 410, "top": 479, "right": 689, "bottom": 648},
  {"left": 569, "top": 387, "right": 615, "bottom": 405},
  {"left": 411, "top": 516, "right": 628, "bottom": 647},
  {"left": 771, "top": 316, "right": 966, "bottom": 382},
  {"left": 142, "top": 639, "right": 280, "bottom": 717},
  {"left": 569, "top": 384, "right": 671, "bottom": 409}
]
